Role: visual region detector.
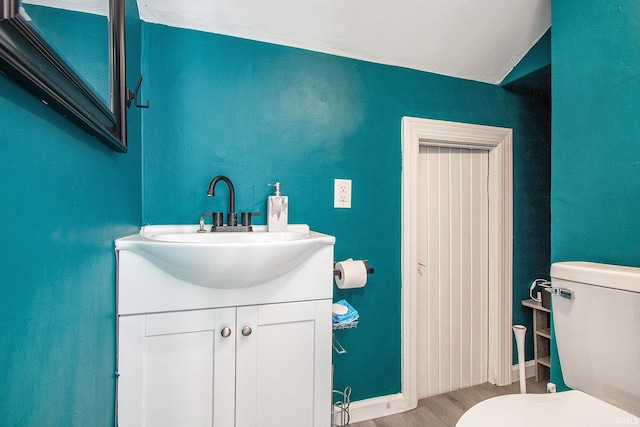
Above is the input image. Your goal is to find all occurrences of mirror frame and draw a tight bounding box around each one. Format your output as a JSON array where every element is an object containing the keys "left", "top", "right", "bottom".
[{"left": 0, "top": 0, "right": 127, "bottom": 152}]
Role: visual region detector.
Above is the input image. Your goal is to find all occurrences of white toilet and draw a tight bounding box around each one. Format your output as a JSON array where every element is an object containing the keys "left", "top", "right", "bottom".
[{"left": 457, "top": 261, "right": 640, "bottom": 426}]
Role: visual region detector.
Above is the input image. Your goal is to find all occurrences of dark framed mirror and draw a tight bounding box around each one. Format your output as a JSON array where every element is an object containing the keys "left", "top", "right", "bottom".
[{"left": 0, "top": 0, "right": 127, "bottom": 152}]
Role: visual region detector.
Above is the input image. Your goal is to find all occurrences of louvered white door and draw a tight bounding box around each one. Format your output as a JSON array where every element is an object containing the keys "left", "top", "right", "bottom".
[{"left": 416, "top": 145, "right": 489, "bottom": 398}]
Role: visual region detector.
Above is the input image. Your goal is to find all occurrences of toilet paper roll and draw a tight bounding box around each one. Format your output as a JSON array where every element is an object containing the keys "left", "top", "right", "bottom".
[{"left": 335, "top": 259, "right": 368, "bottom": 289}]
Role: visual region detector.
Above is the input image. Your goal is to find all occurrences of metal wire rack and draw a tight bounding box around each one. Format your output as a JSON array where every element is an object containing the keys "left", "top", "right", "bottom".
[
  {"left": 332, "top": 320, "right": 359, "bottom": 330},
  {"left": 331, "top": 386, "right": 352, "bottom": 427}
]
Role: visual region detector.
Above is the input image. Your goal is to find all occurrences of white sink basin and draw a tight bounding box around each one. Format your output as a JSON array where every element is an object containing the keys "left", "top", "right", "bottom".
[
  {"left": 148, "top": 230, "right": 307, "bottom": 243},
  {"left": 115, "top": 224, "right": 335, "bottom": 289}
]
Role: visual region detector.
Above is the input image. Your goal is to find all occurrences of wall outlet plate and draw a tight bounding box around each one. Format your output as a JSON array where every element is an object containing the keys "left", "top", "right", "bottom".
[{"left": 334, "top": 179, "right": 352, "bottom": 208}]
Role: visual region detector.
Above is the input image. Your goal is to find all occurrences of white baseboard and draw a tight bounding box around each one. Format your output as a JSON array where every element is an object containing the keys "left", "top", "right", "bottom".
[
  {"left": 348, "top": 362, "right": 537, "bottom": 423},
  {"left": 347, "top": 393, "right": 414, "bottom": 424},
  {"left": 511, "top": 360, "right": 536, "bottom": 382}
]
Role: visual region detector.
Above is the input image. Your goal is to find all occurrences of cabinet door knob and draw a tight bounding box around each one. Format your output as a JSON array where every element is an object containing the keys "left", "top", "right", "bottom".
[
  {"left": 220, "top": 327, "right": 232, "bottom": 338},
  {"left": 241, "top": 326, "right": 252, "bottom": 336}
]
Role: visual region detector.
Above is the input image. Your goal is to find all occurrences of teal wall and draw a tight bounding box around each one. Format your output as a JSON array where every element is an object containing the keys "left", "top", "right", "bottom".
[
  {"left": 0, "top": 7, "right": 551, "bottom": 421},
  {"left": 550, "top": 0, "right": 640, "bottom": 389},
  {"left": 141, "top": 23, "right": 550, "bottom": 400},
  {"left": 0, "top": 1, "right": 142, "bottom": 425}
]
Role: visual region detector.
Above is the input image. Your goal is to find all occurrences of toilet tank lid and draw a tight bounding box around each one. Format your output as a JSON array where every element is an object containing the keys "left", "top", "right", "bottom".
[{"left": 551, "top": 261, "right": 640, "bottom": 294}]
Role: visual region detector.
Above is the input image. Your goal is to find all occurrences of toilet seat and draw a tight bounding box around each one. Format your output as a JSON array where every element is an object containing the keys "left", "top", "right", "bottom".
[{"left": 456, "top": 390, "right": 638, "bottom": 427}]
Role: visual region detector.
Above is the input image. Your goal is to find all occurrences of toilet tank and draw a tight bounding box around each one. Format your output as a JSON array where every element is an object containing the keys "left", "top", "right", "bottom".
[{"left": 551, "top": 261, "right": 640, "bottom": 416}]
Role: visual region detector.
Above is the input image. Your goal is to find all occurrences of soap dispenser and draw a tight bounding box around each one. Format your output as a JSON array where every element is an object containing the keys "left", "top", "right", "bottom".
[{"left": 267, "top": 182, "right": 288, "bottom": 232}]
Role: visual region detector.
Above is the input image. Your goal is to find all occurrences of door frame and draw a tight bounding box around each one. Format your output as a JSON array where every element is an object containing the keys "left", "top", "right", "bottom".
[{"left": 401, "top": 117, "right": 513, "bottom": 408}]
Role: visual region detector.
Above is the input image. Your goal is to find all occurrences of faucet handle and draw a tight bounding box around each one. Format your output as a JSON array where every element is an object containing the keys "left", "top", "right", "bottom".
[
  {"left": 241, "top": 212, "right": 260, "bottom": 227},
  {"left": 203, "top": 211, "right": 224, "bottom": 226},
  {"left": 227, "top": 212, "right": 238, "bottom": 227}
]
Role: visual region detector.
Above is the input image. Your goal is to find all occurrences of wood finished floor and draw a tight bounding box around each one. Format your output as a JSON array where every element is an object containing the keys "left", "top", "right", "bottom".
[{"left": 350, "top": 378, "right": 547, "bottom": 427}]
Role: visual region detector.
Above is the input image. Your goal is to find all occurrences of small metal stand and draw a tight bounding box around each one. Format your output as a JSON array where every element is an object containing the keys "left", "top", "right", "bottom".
[
  {"left": 331, "top": 386, "right": 352, "bottom": 427},
  {"left": 331, "top": 260, "right": 368, "bottom": 423}
]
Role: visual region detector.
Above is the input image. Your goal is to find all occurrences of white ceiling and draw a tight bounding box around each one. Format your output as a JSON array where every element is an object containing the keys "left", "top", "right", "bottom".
[
  {"left": 23, "top": 0, "right": 108, "bottom": 16},
  {"left": 139, "top": 0, "right": 550, "bottom": 85}
]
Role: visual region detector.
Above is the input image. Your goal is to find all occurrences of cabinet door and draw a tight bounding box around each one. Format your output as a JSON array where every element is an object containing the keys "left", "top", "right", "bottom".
[
  {"left": 118, "top": 307, "right": 236, "bottom": 427},
  {"left": 235, "top": 300, "right": 332, "bottom": 427}
]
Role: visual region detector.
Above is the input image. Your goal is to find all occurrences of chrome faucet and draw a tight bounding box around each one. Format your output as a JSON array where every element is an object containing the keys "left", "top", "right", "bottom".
[{"left": 207, "top": 175, "right": 237, "bottom": 226}]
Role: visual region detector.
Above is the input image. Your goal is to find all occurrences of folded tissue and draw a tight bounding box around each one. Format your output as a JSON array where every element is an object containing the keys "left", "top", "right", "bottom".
[{"left": 332, "top": 299, "right": 359, "bottom": 325}]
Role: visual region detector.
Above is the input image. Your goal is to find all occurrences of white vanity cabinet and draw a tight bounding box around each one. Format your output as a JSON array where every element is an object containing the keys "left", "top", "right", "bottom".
[
  {"left": 235, "top": 300, "right": 331, "bottom": 427},
  {"left": 118, "top": 307, "right": 237, "bottom": 426},
  {"left": 118, "top": 300, "right": 332, "bottom": 427},
  {"left": 115, "top": 225, "right": 335, "bottom": 427}
]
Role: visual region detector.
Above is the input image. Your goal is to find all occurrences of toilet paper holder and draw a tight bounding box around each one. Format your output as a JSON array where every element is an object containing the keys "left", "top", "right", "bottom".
[{"left": 333, "top": 260, "right": 374, "bottom": 280}]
